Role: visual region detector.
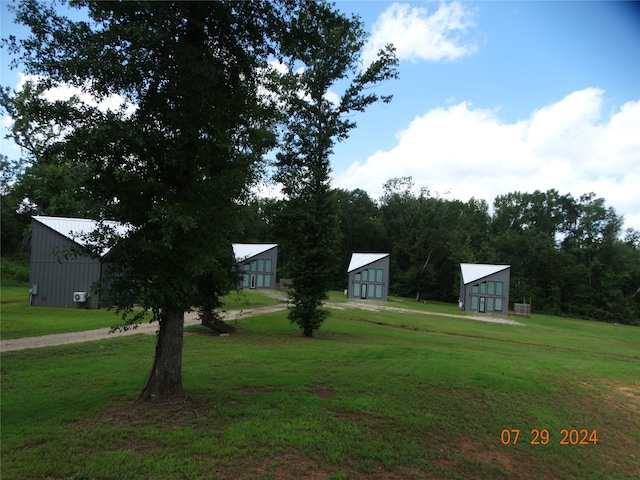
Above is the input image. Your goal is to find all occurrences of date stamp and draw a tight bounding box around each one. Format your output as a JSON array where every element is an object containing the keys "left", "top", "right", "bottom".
[{"left": 501, "top": 429, "right": 598, "bottom": 445}]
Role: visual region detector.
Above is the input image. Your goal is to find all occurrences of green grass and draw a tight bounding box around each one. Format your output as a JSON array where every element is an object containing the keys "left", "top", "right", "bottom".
[
  {"left": 2, "top": 300, "right": 639, "bottom": 479},
  {"left": 0, "top": 287, "right": 283, "bottom": 340}
]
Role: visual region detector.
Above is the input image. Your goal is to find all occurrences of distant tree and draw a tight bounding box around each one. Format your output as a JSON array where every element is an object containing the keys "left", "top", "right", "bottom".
[
  {"left": 1, "top": 0, "right": 312, "bottom": 400},
  {"left": 273, "top": 2, "right": 398, "bottom": 336},
  {"left": 334, "top": 188, "right": 388, "bottom": 289}
]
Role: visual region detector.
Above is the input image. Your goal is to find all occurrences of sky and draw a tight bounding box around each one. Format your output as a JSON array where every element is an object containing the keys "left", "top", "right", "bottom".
[{"left": 2, "top": 1, "right": 639, "bottom": 231}]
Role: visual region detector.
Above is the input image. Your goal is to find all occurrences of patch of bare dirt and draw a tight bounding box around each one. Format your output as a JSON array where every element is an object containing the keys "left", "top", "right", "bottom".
[
  {"left": 311, "top": 383, "right": 335, "bottom": 399},
  {"left": 83, "top": 396, "right": 206, "bottom": 430}
]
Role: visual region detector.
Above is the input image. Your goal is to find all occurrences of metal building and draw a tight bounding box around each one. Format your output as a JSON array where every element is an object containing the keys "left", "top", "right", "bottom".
[
  {"left": 347, "top": 253, "right": 390, "bottom": 300},
  {"left": 459, "top": 263, "right": 511, "bottom": 315},
  {"left": 233, "top": 243, "right": 278, "bottom": 290},
  {"left": 28, "top": 216, "right": 126, "bottom": 308}
]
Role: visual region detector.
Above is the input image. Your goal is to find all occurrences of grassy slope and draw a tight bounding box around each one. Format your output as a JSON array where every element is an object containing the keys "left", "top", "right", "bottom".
[{"left": 1, "top": 300, "right": 639, "bottom": 479}]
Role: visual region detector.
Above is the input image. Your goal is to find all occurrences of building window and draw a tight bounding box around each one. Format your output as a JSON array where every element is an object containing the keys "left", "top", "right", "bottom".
[
  {"left": 355, "top": 272, "right": 361, "bottom": 281},
  {"left": 496, "top": 282, "right": 503, "bottom": 296},
  {"left": 472, "top": 285, "right": 479, "bottom": 294},
  {"left": 488, "top": 281, "right": 495, "bottom": 295},
  {"left": 258, "top": 259, "right": 265, "bottom": 272},
  {"left": 362, "top": 270, "right": 368, "bottom": 282},
  {"left": 264, "top": 275, "right": 271, "bottom": 288},
  {"left": 375, "top": 284, "right": 382, "bottom": 298},
  {"left": 265, "top": 259, "right": 272, "bottom": 272},
  {"left": 471, "top": 296, "right": 478, "bottom": 310},
  {"left": 376, "top": 269, "right": 383, "bottom": 282},
  {"left": 242, "top": 274, "right": 249, "bottom": 287},
  {"left": 354, "top": 283, "right": 361, "bottom": 297},
  {"left": 487, "top": 297, "right": 494, "bottom": 311},
  {"left": 243, "top": 264, "right": 250, "bottom": 271},
  {"left": 480, "top": 282, "right": 486, "bottom": 294},
  {"left": 257, "top": 275, "right": 264, "bottom": 288},
  {"left": 495, "top": 298, "right": 503, "bottom": 312},
  {"left": 250, "top": 260, "right": 257, "bottom": 272}
]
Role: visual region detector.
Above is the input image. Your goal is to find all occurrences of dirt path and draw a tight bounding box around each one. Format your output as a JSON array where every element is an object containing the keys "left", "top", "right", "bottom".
[
  {"left": 1, "top": 300, "right": 521, "bottom": 353},
  {"left": 328, "top": 300, "right": 524, "bottom": 326},
  {"left": 0, "top": 304, "right": 287, "bottom": 353}
]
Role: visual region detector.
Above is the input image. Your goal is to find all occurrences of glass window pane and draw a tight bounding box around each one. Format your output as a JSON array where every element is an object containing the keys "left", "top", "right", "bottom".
[
  {"left": 251, "top": 261, "right": 257, "bottom": 272},
  {"left": 355, "top": 273, "right": 361, "bottom": 281},
  {"left": 496, "top": 282, "right": 503, "bottom": 296},
  {"left": 488, "top": 281, "right": 495, "bottom": 295},
  {"left": 471, "top": 296, "right": 478, "bottom": 310},
  {"left": 495, "top": 298, "right": 503, "bottom": 312},
  {"left": 362, "top": 270, "right": 368, "bottom": 282},
  {"left": 242, "top": 274, "right": 249, "bottom": 287},
  {"left": 264, "top": 275, "right": 271, "bottom": 288},
  {"left": 265, "top": 259, "right": 272, "bottom": 272},
  {"left": 375, "top": 285, "right": 382, "bottom": 298},
  {"left": 487, "top": 297, "right": 494, "bottom": 311},
  {"left": 243, "top": 264, "right": 250, "bottom": 271},
  {"left": 480, "top": 282, "right": 486, "bottom": 294},
  {"left": 257, "top": 275, "right": 264, "bottom": 288},
  {"left": 258, "top": 259, "right": 265, "bottom": 272},
  {"left": 354, "top": 283, "right": 360, "bottom": 297},
  {"left": 472, "top": 285, "right": 479, "bottom": 294},
  {"left": 376, "top": 269, "right": 383, "bottom": 283}
]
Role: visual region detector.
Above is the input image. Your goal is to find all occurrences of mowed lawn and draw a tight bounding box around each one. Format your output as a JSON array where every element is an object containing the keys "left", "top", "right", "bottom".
[{"left": 1, "top": 290, "right": 639, "bottom": 479}]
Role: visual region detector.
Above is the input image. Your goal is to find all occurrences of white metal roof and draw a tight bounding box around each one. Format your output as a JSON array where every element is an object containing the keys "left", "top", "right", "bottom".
[
  {"left": 232, "top": 243, "right": 277, "bottom": 262},
  {"left": 460, "top": 263, "right": 510, "bottom": 284},
  {"left": 348, "top": 253, "right": 390, "bottom": 272},
  {"left": 33, "top": 215, "right": 130, "bottom": 256}
]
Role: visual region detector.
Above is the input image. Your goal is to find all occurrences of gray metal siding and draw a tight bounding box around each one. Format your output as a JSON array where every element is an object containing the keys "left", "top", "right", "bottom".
[
  {"left": 347, "top": 255, "right": 390, "bottom": 300},
  {"left": 459, "top": 267, "right": 511, "bottom": 315},
  {"left": 239, "top": 246, "right": 278, "bottom": 290},
  {"left": 29, "top": 220, "right": 101, "bottom": 308}
]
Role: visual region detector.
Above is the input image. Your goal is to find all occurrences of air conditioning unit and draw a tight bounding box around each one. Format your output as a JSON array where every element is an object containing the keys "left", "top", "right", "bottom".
[{"left": 73, "top": 291, "right": 87, "bottom": 303}]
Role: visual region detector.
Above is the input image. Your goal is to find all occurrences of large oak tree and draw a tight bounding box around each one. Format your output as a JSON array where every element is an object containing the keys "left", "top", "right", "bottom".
[{"left": 1, "top": 0, "right": 322, "bottom": 400}]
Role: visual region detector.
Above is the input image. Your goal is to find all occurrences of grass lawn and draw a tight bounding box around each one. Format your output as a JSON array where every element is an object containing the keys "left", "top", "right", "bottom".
[{"left": 1, "top": 297, "right": 639, "bottom": 479}]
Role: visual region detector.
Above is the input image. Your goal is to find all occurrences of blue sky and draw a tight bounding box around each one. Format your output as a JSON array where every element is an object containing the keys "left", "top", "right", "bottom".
[{"left": 2, "top": 1, "right": 639, "bottom": 230}]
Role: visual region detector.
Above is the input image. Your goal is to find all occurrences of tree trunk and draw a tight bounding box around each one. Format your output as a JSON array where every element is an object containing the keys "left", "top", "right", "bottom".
[
  {"left": 139, "top": 308, "right": 185, "bottom": 402},
  {"left": 201, "top": 309, "right": 236, "bottom": 334}
]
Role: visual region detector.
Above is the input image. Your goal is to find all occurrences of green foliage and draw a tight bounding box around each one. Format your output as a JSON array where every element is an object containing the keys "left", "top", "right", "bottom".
[{"left": 274, "top": 2, "right": 398, "bottom": 337}]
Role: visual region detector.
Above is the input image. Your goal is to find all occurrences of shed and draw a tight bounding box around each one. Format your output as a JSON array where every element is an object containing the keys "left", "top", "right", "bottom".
[
  {"left": 347, "top": 253, "right": 390, "bottom": 300},
  {"left": 233, "top": 243, "right": 278, "bottom": 290},
  {"left": 459, "top": 263, "right": 511, "bottom": 315},
  {"left": 29, "top": 215, "right": 128, "bottom": 308}
]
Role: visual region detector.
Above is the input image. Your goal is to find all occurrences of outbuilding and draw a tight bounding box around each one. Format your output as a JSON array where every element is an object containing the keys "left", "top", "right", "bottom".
[
  {"left": 459, "top": 263, "right": 511, "bottom": 315},
  {"left": 347, "top": 253, "right": 390, "bottom": 300},
  {"left": 233, "top": 243, "right": 278, "bottom": 290},
  {"left": 28, "top": 215, "right": 127, "bottom": 308}
]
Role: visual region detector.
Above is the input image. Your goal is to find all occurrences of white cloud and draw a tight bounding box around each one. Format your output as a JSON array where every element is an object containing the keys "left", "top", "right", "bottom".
[
  {"left": 362, "top": 1, "right": 478, "bottom": 66},
  {"left": 332, "top": 89, "right": 640, "bottom": 231},
  {"left": 15, "top": 72, "right": 136, "bottom": 116}
]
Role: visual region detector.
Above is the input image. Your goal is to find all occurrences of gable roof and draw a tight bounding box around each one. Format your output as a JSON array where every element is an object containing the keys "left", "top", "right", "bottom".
[
  {"left": 33, "top": 215, "right": 130, "bottom": 256},
  {"left": 460, "top": 263, "right": 510, "bottom": 284},
  {"left": 348, "top": 253, "right": 390, "bottom": 272},
  {"left": 233, "top": 243, "right": 277, "bottom": 262}
]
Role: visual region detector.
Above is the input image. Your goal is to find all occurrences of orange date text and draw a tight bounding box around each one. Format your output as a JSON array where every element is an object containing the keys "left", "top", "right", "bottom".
[{"left": 501, "top": 429, "right": 597, "bottom": 445}]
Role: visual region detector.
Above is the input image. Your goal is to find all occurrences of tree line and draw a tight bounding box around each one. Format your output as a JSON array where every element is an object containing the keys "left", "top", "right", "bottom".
[{"left": 236, "top": 178, "right": 640, "bottom": 326}]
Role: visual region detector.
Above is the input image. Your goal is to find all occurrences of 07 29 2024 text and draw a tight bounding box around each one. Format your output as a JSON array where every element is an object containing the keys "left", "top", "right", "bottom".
[{"left": 500, "top": 429, "right": 598, "bottom": 445}]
